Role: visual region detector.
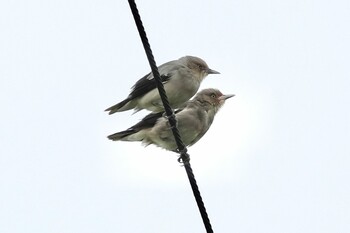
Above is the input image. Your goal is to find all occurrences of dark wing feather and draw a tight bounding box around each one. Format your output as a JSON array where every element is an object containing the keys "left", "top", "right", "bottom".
[
  {"left": 131, "top": 112, "right": 164, "bottom": 130},
  {"left": 129, "top": 108, "right": 185, "bottom": 131},
  {"left": 107, "top": 113, "right": 163, "bottom": 141},
  {"left": 107, "top": 112, "right": 163, "bottom": 141},
  {"left": 129, "top": 60, "right": 184, "bottom": 99},
  {"left": 107, "top": 108, "right": 185, "bottom": 141},
  {"left": 129, "top": 74, "right": 171, "bottom": 99}
]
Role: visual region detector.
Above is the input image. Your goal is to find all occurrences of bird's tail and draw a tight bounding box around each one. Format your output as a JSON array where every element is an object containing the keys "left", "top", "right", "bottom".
[
  {"left": 107, "top": 112, "right": 161, "bottom": 143},
  {"left": 107, "top": 127, "right": 148, "bottom": 142},
  {"left": 105, "top": 98, "right": 134, "bottom": 115},
  {"left": 107, "top": 129, "right": 135, "bottom": 141}
]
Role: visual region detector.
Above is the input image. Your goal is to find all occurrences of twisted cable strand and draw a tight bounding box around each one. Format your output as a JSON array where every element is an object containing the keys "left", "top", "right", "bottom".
[{"left": 127, "top": 1, "right": 213, "bottom": 232}]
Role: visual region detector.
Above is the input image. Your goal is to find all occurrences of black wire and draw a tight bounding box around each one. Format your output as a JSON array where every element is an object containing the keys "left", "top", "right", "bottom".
[
  {"left": 127, "top": 0, "right": 188, "bottom": 161},
  {"left": 184, "top": 163, "right": 214, "bottom": 233},
  {"left": 127, "top": 1, "right": 214, "bottom": 232}
]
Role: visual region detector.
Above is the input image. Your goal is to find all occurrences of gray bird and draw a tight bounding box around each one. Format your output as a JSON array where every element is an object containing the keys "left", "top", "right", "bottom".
[
  {"left": 105, "top": 56, "right": 220, "bottom": 114},
  {"left": 107, "top": 88, "right": 234, "bottom": 151}
]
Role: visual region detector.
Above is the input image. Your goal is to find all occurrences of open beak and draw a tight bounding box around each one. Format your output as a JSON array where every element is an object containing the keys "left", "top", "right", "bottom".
[
  {"left": 219, "top": 94, "right": 235, "bottom": 100},
  {"left": 206, "top": 68, "right": 220, "bottom": 74}
]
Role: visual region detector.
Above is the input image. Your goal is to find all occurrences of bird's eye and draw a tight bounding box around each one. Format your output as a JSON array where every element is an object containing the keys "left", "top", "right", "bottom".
[{"left": 210, "top": 94, "right": 216, "bottom": 98}]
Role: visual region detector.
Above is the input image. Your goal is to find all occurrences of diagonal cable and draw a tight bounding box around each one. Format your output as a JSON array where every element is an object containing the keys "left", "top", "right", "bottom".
[{"left": 127, "top": 1, "right": 214, "bottom": 232}]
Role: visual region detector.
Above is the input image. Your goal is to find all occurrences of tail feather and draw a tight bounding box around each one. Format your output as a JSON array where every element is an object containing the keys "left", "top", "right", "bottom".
[
  {"left": 105, "top": 98, "right": 133, "bottom": 115},
  {"left": 107, "top": 127, "right": 148, "bottom": 142},
  {"left": 107, "top": 112, "right": 161, "bottom": 143},
  {"left": 107, "top": 129, "right": 136, "bottom": 141},
  {"left": 131, "top": 112, "right": 163, "bottom": 130}
]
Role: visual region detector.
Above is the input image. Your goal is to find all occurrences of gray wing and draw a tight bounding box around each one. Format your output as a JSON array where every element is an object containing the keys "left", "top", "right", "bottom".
[
  {"left": 170, "top": 106, "right": 208, "bottom": 147},
  {"left": 129, "top": 61, "right": 184, "bottom": 99}
]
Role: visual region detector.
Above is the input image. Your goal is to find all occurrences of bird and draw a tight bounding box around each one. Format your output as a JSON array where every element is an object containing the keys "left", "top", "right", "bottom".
[
  {"left": 107, "top": 88, "right": 234, "bottom": 151},
  {"left": 105, "top": 56, "right": 220, "bottom": 114}
]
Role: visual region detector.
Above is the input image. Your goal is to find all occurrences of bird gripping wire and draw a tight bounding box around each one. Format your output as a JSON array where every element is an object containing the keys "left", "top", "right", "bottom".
[
  {"left": 127, "top": 1, "right": 214, "bottom": 232},
  {"left": 127, "top": 1, "right": 190, "bottom": 163}
]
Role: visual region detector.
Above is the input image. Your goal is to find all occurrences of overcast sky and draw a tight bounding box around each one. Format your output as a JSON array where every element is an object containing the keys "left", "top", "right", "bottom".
[{"left": 1, "top": 0, "right": 349, "bottom": 232}]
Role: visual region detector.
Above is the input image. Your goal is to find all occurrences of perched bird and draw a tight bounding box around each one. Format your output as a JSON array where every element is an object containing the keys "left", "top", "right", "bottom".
[
  {"left": 105, "top": 56, "right": 220, "bottom": 114},
  {"left": 107, "top": 88, "right": 234, "bottom": 151}
]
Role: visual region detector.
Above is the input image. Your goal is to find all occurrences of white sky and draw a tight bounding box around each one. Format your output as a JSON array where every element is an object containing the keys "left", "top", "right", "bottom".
[{"left": 1, "top": 0, "right": 349, "bottom": 232}]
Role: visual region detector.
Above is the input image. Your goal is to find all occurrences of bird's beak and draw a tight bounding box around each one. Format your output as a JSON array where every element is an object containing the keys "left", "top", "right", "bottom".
[
  {"left": 206, "top": 68, "right": 220, "bottom": 74},
  {"left": 219, "top": 94, "right": 235, "bottom": 100}
]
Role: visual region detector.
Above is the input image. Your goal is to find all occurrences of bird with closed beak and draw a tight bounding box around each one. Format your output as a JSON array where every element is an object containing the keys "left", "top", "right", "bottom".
[
  {"left": 105, "top": 56, "right": 220, "bottom": 114},
  {"left": 107, "top": 88, "right": 234, "bottom": 151}
]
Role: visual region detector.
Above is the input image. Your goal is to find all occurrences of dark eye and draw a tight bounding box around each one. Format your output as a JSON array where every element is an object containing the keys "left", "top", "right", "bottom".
[{"left": 210, "top": 93, "right": 216, "bottom": 98}]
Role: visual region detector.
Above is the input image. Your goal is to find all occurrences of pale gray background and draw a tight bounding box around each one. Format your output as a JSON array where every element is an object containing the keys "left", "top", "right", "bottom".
[{"left": 1, "top": 0, "right": 349, "bottom": 232}]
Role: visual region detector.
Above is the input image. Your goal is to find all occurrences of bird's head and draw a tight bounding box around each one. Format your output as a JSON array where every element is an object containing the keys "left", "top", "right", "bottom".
[
  {"left": 194, "top": 88, "right": 235, "bottom": 113},
  {"left": 181, "top": 56, "right": 220, "bottom": 80}
]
